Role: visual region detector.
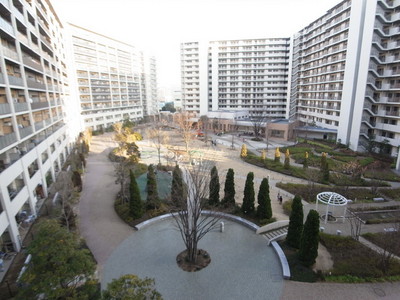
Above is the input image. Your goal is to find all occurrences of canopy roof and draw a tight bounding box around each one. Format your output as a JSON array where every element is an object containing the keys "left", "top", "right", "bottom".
[{"left": 316, "top": 192, "right": 347, "bottom": 206}]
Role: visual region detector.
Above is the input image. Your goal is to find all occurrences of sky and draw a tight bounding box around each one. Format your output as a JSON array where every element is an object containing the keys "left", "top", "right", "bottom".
[{"left": 52, "top": 0, "right": 341, "bottom": 90}]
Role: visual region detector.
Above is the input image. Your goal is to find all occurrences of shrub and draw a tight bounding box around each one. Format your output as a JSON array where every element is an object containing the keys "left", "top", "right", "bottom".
[
  {"left": 256, "top": 178, "right": 272, "bottom": 219},
  {"left": 242, "top": 172, "right": 255, "bottom": 215},
  {"left": 129, "top": 170, "right": 143, "bottom": 219},
  {"left": 286, "top": 195, "right": 303, "bottom": 248},
  {"left": 209, "top": 166, "right": 220, "bottom": 206},
  {"left": 223, "top": 168, "right": 236, "bottom": 206},
  {"left": 240, "top": 144, "right": 248, "bottom": 158},
  {"left": 298, "top": 210, "right": 320, "bottom": 266}
]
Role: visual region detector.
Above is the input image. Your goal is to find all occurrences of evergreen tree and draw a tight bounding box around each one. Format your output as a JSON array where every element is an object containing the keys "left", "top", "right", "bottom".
[
  {"left": 130, "top": 170, "right": 143, "bottom": 219},
  {"left": 284, "top": 149, "right": 290, "bottom": 169},
  {"left": 286, "top": 195, "right": 304, "bottom": 248},
  {"left": 171, "top": 165, "right": 185, "bottom": 207},
  {"left": 240, "top": 144, "right": 248, "bottom": 158},
  {"left": 298, "top": 209, "right": 320, "bottom": 266},
  {"left": 256, "top": 177, "right": 272, "bottom": 219},
  {"left": 303, "top": 151, "right": 309, "bottom": 169},
  {"left": 274, "top": 147, "right": 281, "bottom": 162},
  {"left": 146, "top": 164, "right": 159, "bottom": 209},
  {"left": 242, "top": 172, "right": 255, "bottom": 215},
  {"left": 320, "top": 152, "right": 329, "bottom": 182},
  {"left": 209, "top": 166, "right": 220, "bottom": 206},
  {"left": 223, "top": 168, "right": 235, "bottom": 206}
]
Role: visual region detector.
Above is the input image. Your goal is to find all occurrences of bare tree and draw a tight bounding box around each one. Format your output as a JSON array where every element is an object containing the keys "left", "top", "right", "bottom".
[
  {"left": 250, "top": 116, "right": 265, "bottom": 140},
  {"left": 346, "top": 209, "right": 363, "bottom": 241},
  {"left": 376, "top": 222, "right": 400, "bottom": 274},
  {"left": 175, "top": 112, "right": 196, "bottom": 153},
  {"left": 199, "top": 115, "right": 209, "bottom": 143},
  {"left": 146, "top": 123, "right": 170, "bottom": 165},
  {"left": 171, "top": 163, "right": 222, "bottom": 264}
]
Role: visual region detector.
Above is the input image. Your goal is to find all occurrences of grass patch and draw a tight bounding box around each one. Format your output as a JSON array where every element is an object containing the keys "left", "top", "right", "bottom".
[
  {"left": 363, "top": 232, "right": 400, "bottom": 257},
  {"left": 364, "top": 170, "right": 400, "bottom": 182},
  {"left": 320, "top": 233, "right": 400, "bottom": 281},
  {"left": 379, "top": 188, "right": 400, "bottom": 201}
]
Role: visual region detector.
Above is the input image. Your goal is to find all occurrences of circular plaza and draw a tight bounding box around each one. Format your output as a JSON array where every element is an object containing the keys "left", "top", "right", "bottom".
[{"left": 102, "top": 218, "right": 284, "bottom": 300}]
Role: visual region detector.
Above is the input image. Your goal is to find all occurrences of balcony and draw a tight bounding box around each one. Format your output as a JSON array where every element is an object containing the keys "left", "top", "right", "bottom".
[
  {"left": 19, "top": 125, "right": 33, "bottom": 138},
  {"left": 31, "top": 101, "right": 49, "bottom": 110},
  {"left": 8, "top": 75, "right": 24, "bottom": 86},
  {"left": 2, "top": 46, "right": 19, "bottom": 60},
  {"left": 0, "top": 103, "right": 11, "bottom": 115},
  {"left": 26, "top": 79, "right": 46, "bottom": 90},
  {"left": 0, "top": 132, "right": 17, "bottom": 150},
  {"left": 23, "top": 57, "right": 43, "bottom": 71},
  {"left": 0, "top": 16, "right": 14, "bottom": 36},
  {"left": 14, "top": 102, "right": 28, "bottom": 112}
]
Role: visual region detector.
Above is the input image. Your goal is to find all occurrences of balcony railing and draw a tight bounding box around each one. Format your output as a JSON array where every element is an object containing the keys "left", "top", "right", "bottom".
[
  {"left": 14, "top": 102, "right": 28, "bottom": 112},
  {"left": 8, "top": 75, "right": 24, "bottom": 86},
  {"left": 26, "top": 79, "right": 46, "bottom": 90},
  {"left": 31, "top": 101, "right": 49, "bottom": 110},
  {"left": 0, "top": 17, "right": 14, "bottom": 35},
  {"left": 2, "top": 46, "right": 19, "bottom": 60},
  {"left": 35, "top": 121, "right": 45, "bottom": 131},
  {"left": 0, "top": 103, "right": 11, "bottom": 115},
  {"left": 23, "top": 57, "right": 43, "bottom": 71},
  {"left": 19, "top": 125, "right": 33, "bottom": 138},
  {"left": 0, "top": 132, "right": 17, "bottom": 150}
]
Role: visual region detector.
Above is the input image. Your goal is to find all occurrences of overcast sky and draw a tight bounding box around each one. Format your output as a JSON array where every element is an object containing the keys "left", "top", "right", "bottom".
[{"left": 52, "top": 0, "right": 341, "bottom": 90}]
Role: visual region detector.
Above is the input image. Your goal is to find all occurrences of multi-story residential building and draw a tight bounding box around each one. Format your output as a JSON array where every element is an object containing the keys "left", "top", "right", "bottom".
[
  {"left": 140, "top": 52, "right": 158, "bottom": 116},
  {"left": 289, "top": 0, "right": 400, "bottom": 164},
  {"left": 181, "top": 39, "right": 290, "bottom": 118},
  {"left": 67, "top": 24, "right": 144, "bottom": 130},
  {"left": 0, "top": 0, "right": 79, "bottom": 252}
]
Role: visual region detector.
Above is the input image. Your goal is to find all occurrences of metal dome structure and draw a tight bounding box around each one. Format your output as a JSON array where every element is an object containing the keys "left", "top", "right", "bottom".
[{"left": 315, "top": 192, "right": 348, "bottom": 224}]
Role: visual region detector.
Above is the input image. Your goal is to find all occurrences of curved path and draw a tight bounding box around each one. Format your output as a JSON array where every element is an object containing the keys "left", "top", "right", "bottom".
[
  {"left": 79, "top": 134, "right": 400, "bottom": 299},
  {"left": 78, "top": 133, "right": 133, "bottom": 275}
]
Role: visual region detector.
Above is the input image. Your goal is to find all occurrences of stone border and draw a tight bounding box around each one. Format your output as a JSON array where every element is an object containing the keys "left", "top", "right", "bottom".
[
  {"left": 134, "top": 210, "right": 260, "bottom": 231},
  {"left": 271, "top": 241, "right": 291, "bottom": 279}
]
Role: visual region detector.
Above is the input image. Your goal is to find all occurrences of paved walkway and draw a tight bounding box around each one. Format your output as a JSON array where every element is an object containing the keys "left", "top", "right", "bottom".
[
  {"left": 79, "top": 133, "right": 400, "bottom": 299},
  {"left": 78, "top": 133, "right": 133, "bottom": 276}
]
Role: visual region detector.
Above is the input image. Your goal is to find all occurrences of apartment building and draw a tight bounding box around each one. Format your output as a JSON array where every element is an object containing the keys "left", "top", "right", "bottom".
[
  {"left": 67, "top": 24, "right": 145, "bottom": 130},
  {"left": 289, "top": 0, "right": 400, "bottom": 162},
  {"left": 140, "top": 53, "right": 158, "bottom": 116},
  {"left": 0, "top": 0, "right": 79, "bottom": 252},
  {"left": 181, "top": 39, "right": 290, "bottom": 117}
]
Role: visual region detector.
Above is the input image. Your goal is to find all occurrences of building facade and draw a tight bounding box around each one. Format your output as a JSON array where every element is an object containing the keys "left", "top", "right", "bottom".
[
  {"left": 0, "top": 0, "right": 79, "bottom": 251},
  {"left": 67, "top": 24, "right": 145, "bottom": 130},
  {"left": 289, "top": 0, "right": 400, "bottom": 161},
  {"left": 181, "top": 39, "right": 290, "bottom": 118}
]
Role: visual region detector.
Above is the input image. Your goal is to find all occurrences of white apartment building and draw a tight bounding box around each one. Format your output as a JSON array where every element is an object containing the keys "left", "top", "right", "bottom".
[
  {"left": 67, "top": 24, "right": 145, "bottom": 130},
  {"left": 0, "top": 0, "right": 79, "bottom": 252},
  {"left": 140, "top": 53, "right": 158, "bottom": 116},
  {"left": 181, "top": 39, "right": 290, "bottom": 118},
  {"left": 289, "top": 0, "right": 400, "bottom": 164}
]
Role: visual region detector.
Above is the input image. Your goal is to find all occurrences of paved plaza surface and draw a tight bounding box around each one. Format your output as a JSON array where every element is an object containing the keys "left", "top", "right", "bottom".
[
  {"left": 79, "top": 133, "right": 400, "bottom": 300},
  {"left": 102, "top": 218, "right": 284, "bottom": 300}
]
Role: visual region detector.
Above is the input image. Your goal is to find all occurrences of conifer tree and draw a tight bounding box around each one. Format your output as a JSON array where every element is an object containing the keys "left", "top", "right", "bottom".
[
  {"left": 298, "top": 209, "right": 320, "bottom": 266},
  {"left": 171, "top": 164, "right": 185, "bottom": 207},
  {"left": 242, "top": 172, "right": 255, "bottom": 214},
  {"left": 223, "top": 168, "right": 235, "bottom": 206},
  {"left": 320, "top": 152, "right": 329, "bottom": 182},
  {"left": 256, "top": 177, "right": 272, "bottom": 219},
  {"left": 146, "top": 164, "right": 159, "bottom": 209},
  {"left": 240, "top": 144, "right": 248, "bottom": 158},
  {"left": 209, "top": 166, "right": 220, "bottom": 206},
  {"left": 286, "top": 195, "right": 303, "bottom": 248},
  {"left": 129, "top": 170, "right": 142, "bottom": 219},
  {"left": 274, "top": 147, "right": 281, "bottom": 162},
  {"left": 284, "top": 149, "right": 290, "bottom": 169}
]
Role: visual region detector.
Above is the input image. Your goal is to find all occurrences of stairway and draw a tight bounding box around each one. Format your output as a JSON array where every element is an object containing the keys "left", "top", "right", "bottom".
[{"left": 262, "top": 226, "right": 288, "bottom": 245}]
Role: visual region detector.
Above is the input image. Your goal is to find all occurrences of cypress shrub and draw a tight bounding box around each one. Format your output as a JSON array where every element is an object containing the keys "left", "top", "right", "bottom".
[
  {"left": 320, "top": 152, "right": 329, "bottom": 182},
  {"left": 286, "top": 195, "right": 304, "bottom": 248},
  {"left": 303, "top": 151, "right": 309, "bottom": 169},
  {"left": 129, "top": 170, "right": 143, "bottom": 219},
  {"left": 298, "top": 209, "right": 320, "bottom": 266},
  {"left": 171, "top": 165, "right": 185, "bottom": 207},
  {"left": 209, "top": 166, "right": 220, "bottom": 206},
  {"left": 256, "top": 178, "right": 272, "bottom": 219},
  {"left": 242, "top": 172, "right": 255, "bottom": 215},
  {"left": 240, "top": 144, "right": 248, "bottom": 158},
  {"left": 223, "top": 168, "right": 235, "bottom": 206},
  {"left": 146, "top": 165, "right": 159, "bottom": 209},
  {"left": 274, "top": 147, "right": 281, "bottom": 162},
  {"left": 284, "top": 149, "right": 290, "bottom": 169}
]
